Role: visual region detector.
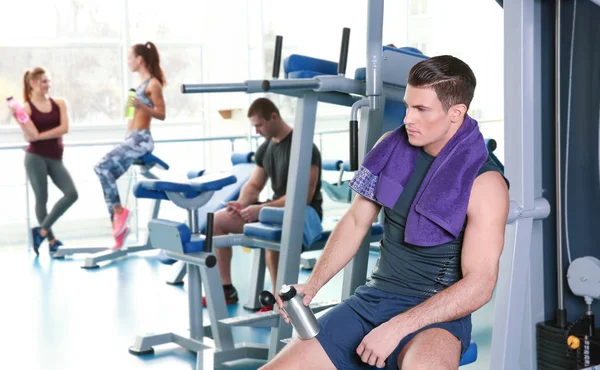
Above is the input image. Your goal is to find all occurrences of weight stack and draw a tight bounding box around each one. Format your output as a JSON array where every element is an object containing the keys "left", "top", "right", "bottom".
[{"left": 537, "top": 321, "right": 600, "bottom": 370}]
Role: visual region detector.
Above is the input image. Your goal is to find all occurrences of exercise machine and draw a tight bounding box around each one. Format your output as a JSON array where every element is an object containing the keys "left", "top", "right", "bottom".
[
  {"left": 178, "top": 0, "right": 489, "bottom": 365},
  {"left": 52, "top": 152, "right": 169, "bottom": 268},
  {"left": 157, "top": 152, "right": 257, "bottom": 285},
  {"left": 128, "top": 172, "right": 269, "bottom": 368},
  {"left": 180, "top": 2, "right": 484, "bottom": 366},
  {"left": 129, "top": 173, "right": 339, "bottom": 368},
  {"left": 178, "top": 0, "right": 549, "bottom": 366}
]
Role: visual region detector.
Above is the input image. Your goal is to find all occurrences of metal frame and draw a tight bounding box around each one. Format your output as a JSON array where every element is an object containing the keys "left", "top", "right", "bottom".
[
  {"left": 177, "top": 0, "right": 403, "bottom": 360},
  {"left": 489, "top": 0, "right": 550, "bottom": 369},
  {"left": 129, "top": 209, "right": 268, "bottom": 369}
]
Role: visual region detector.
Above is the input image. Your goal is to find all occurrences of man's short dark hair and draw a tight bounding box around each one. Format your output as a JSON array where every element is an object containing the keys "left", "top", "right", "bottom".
[
  {"left": 407, "top": 55, "right": 476, "bottom": 111},
  {"left": 247, "top": 97, "right": 280, "bottom": 120}
]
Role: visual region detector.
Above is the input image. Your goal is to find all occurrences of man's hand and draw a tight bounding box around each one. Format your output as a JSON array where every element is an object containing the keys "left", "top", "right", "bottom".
[
  {"left": 239, "top": 204, "right": 262, "bottom": 223},
  {"left": 225, "top": 201, "right": 245, "bottom": 214},
  {"left": 356, "top": 321, "right": 406, "bottom": 368},
  {"left": 276, "top": 282, "right": 320, "bottom": 324}
]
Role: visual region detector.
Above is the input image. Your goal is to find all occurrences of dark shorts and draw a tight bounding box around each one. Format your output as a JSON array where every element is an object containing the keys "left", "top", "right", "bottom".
[{"left": 315, "top": 285, "right": 472, "bottom": 370}]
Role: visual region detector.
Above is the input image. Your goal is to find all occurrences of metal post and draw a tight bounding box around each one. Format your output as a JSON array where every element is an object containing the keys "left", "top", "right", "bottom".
[
  {"left": 188, "top": 264, "right": 203, "bottom": 341},
  {"left": 554, "top": 0, "right": 567, "bottom": 327},
  {"left": 144, "top": 169, "right": 161, "bottom": 247},
  {"left": 341, "top": 99, "right": 385, "bottom": 299},
  {"left": 268, "top": 92, "right": 319, "bottom": 358},
  {"left": 490, "top": 0, "right": 539, "bottom": 368},
  {"left": 191, "top": 209, "right": 200, "bottom": 234},
  {"left": 366, "top": 0, "right": 384, "bottom": 110}
]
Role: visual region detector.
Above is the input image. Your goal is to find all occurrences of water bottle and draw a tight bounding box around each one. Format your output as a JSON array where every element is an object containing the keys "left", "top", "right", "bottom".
[
  {"left": 125, "top": 89, "right": 136, "bottom": 119},
  {"left": 7, "top": 97, "right": 30, "bottom": 124},
  {"left": 268, "top": 285, "right": 320, "bottom": 339}
]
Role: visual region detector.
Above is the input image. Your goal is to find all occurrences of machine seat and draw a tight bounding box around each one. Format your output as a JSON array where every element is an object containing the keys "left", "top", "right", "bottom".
[
  {"left": 133, "top": 152, "right": 169, "bottom": 170},
  {"left": 134, "top": 172, "right": 236, "bottom": 200}
]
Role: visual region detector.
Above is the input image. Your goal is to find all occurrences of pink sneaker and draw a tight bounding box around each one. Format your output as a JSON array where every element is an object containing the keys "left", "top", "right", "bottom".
[
  {"left": 112, "top": 208, "right": 130, "bottom": 236},
  {"left": 111, "top": 227, "right": 130, "bottom": 251}
]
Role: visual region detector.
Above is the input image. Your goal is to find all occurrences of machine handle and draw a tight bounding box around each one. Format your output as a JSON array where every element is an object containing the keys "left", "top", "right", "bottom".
[
  {"left": 181, "top": 83, "right": 248, "bottom": 94},
  {"left": 273, "top": 35, "right": 283, "bottom": 79},
  {"left": 261, "top": 79, "right": 321, "bottom": 92},
  {"left": 350, "top": 120, "right": 359, "bottom": 171},
  {"left": 338, "top": 28, "right": 351, "bottom": 76},
  {"left": 205, "top": 212, "right": 214, "bottom": 253}
]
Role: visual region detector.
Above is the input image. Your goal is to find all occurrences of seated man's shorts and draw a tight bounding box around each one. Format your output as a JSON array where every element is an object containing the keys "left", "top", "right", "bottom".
[{"left": 315, "top": 285, "right": 472, "bottom": 370}]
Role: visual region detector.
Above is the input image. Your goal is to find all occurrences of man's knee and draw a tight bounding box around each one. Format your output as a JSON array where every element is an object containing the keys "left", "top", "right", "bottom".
[
  {"left": 213, "top": 209, "right": 244, "bottom": 235},
  {"left": 398, "top": 329, "right": 461, "bottom": 370},
  {"left": 259, "top": 338, "right": 333, "bottom": 370}
]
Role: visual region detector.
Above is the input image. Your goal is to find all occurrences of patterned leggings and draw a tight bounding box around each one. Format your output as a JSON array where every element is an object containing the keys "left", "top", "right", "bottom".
[{"left": 94, "top": 130, "right": 154, "bottom": 219}]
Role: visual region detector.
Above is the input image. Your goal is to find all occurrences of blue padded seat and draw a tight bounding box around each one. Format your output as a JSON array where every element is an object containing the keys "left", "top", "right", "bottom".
[
  {"left": 243, "top": 223, "right": 283, "bottom": 242},
  {"left": 149, "top": 219, "right": 206, "bottom": 254},
  {"left": 354, "top": 46, "right": 425, "bottom": 81},
  {"left": 484, "top": 139, "right": 504, "bottom": 172},
  {"left": 485, "top": 139, "right": 497, "bottom": 152},
  {"left": 134, "top": 172, "right": 236, "bottom": 200},
  {"left": 133, "top": 183, "right": 169, "bottom": 200},
  {"left": 459, "top": 341, "right": 478, "bottom": 366},
  {"left": 283, "top": 54, "right": 338, "bottom": 79},
  {"left": 258, "top": 207, "right": 285, "bottom": 225},
  {"left": 187, "top": 169, "right": 206, "bottom": 179},
  {"left": 134, "top": 152, "right": 169, "bottom": 170},
  {"left": 322, "top": 159, "right": 344, "bottom": 172},
  {"left": 322, "top": 159, "right": 351, "bottom": 172},
  {"left": 231, "top": 151, "right": 255, "bottom": 165}
]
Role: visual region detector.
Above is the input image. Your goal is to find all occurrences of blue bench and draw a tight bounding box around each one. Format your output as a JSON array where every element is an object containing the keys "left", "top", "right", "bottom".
[
  {"left": 134, "top": 152, "right": 256, "bottom": 266},
  {"left": 284, "top": 54, "right": 338, "bottom": 79}
]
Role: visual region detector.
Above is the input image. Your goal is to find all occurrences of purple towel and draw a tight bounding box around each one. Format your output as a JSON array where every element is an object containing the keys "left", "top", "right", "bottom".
[{"left": 348, "top": 115, "right": 487, "bottom": 247}]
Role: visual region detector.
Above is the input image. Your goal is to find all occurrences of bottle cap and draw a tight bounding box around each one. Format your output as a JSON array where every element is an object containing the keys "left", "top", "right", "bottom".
[
  {"left": 6, "top": 96, "right": 13, "bottom": 101},
  {"left": 129, "top": 88, "right": 136, "bottom": 92},
  {"left": 278, "top": 284, "right": 297, "bottom": 301}
]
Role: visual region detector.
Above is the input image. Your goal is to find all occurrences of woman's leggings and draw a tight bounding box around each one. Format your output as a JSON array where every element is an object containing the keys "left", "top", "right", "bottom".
[
  {"left": 25, "top": 152, "right": 78, "bottom": 241},
  {"left": 93, "top": 129, "right": 154, "bottom": 219}
]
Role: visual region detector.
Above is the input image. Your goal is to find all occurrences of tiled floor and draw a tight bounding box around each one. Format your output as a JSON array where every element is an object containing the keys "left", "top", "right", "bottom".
[{"left": 0, "top": 240, "right": 493, "bottom": 370}]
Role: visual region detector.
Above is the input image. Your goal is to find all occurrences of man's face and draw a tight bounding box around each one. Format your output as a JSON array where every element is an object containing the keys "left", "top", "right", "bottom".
[
  {"left": 250, "top": 114, "right": 275, "bottom": 139},
  {"left": 403, "top": 85, "right": 453, "bottom": 148}
]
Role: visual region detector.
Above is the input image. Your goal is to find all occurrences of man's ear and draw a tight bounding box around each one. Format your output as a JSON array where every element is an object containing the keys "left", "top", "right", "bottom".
[{"left": 450, "top": 104, "right": 468, "bottom": 123}]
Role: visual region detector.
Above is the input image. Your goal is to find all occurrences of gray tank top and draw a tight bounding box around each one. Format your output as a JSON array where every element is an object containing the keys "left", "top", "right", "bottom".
[{"left": 367, "top": 149, "right": 507, "bottom": 298}]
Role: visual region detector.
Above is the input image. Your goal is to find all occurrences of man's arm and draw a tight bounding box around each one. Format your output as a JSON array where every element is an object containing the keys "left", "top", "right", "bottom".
[
  {"left": 306, "top": 194, "right": 381, "bottom": 290},
  {"left": 237, "top": 166, "right": 268, "bottom": 206},
  {"left": 37, "top": 98, "right": 69, "bottom": 140},
  {"left": 388, "top": 171, "right": 509, "bottom": 333}
]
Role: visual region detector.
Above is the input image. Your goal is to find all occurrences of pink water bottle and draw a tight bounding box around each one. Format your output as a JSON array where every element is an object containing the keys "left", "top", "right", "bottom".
[{"left": 7, "top": 97, "right": 30, "bottom": 124}]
